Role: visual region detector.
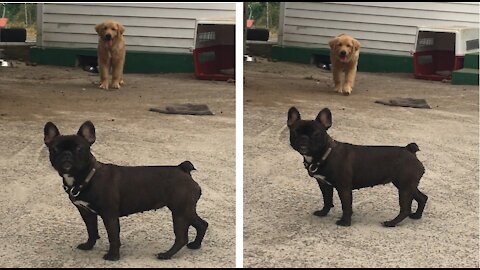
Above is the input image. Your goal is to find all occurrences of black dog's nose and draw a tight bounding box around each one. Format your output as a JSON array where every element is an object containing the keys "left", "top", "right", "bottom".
[
  {"left": 299, "top": 145, "right": 309, "bottom": 153},
  {"left": 340, "top": 51, "right": 347, "bottom": 56},
  {"left": 105, "top": 34, "right": 112, "bottom": 40}
]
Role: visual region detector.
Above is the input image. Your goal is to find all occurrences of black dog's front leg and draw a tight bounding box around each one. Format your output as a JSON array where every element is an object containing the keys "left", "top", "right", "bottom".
[
  {"left": 336, "top": 188, "right": 353, "bottom": 226},
  {"left": 76, "top": 207, "right": 100, "bottom": 250},
  {"left": 101, "top": 215, "right": 121, "bottom": 261},
  {"left": 314, "top": 181, "right": 334, "bottom": 217}
]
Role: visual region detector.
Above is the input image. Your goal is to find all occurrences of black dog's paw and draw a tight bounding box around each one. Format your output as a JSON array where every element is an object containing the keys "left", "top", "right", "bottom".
[
  {"left": 187, "top": 241, "right": 202, "bottom": 250},
  {"left": 335, "top": 219, "right": 351, "bottom": 227},
  {"left": 382, "top": 221, "right": 397, "bottom": 227},
  {"left": 103, "top": 252, "right": 120, "bottom": 261},
  {"left": 313, "top": 208, "right": 330, "bottom": 217},
  {"left": 156, "top": 253, "right": 172, "bottom": 260},
  {"left": 409, "top": 213, "right": 422, "bottom": 220},
  {"left": 77, "top": 242, "right": 95, "bottom": 250}
]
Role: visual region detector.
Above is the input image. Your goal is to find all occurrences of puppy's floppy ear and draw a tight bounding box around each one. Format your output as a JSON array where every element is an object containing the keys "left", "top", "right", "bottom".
[
  {"left": 287, "top": 107, "right": 301, "bottom": 127},
  {"left": 117, "top": 23, "right": 125, "bottom": 35},
  {"left": 94, "top": 23, "right": 103, "bottom": 35},
  {"left": 77, "top": 121, "right": 96, "bottom": 145},
  {"left": 328, "top": 37, "right": 338, "bottom": 50},
  {"left": 44, "top": 122, "right": 60, "bottom": 146},
  {"left": 353, "top": 38, "right": 361, "bottom": 51},
  {"left": 315, "top": 108, "right": 332, "bottom": 130}
]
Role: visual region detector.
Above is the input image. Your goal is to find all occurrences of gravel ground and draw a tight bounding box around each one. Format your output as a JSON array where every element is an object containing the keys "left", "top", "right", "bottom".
[
  {"left": 0, "top": 63, "right": 236, "bottom": 267},
  {"left": 243, "top": 59, "right": 479, "bottom": 268}
]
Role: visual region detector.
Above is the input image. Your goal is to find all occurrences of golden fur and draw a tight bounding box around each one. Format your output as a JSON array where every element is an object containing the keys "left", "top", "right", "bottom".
[
  {"left": 329, "top": 34, "right": 361, "bottom": 95},
  {"left": 95, "top": 20, "right": 126, "bottom": 90}
]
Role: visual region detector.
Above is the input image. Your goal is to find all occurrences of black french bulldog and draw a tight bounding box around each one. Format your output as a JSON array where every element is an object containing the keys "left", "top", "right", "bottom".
[
  {"left": 287, "top": 107, "right": 428, "bottom": 227},
  {"left": 43, "top": 121, "right": 208, "bottom": 261}
]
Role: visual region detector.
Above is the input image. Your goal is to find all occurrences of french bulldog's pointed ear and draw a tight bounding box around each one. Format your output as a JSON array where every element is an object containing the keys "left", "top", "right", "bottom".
[
  {"left": 316, "top": 108, "right": 332, "bottom": 130},
  {"left": 44, "top": 122, "right": 60, "bottom": 146},
  {"left": 77, "top": 121, "right": 96, "bottom": 145},
  {"left": 287, "top": 107, "right": 301, "bottom": 127}
]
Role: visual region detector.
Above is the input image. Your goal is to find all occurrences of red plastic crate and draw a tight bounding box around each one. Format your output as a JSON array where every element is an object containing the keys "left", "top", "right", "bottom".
[
  {"left": 193, "top": 44, "right": 235, "bottom": 81},
  {"left": 413, "top": 26, "right": 479, "bottom": 81},
  {"left": 413, "top": 50, "right": 464, "bottom": 81}
]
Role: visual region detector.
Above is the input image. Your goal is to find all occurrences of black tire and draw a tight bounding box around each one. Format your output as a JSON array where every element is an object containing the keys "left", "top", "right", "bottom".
[
  {"left": 0, "top": 28, "right": 27, "bottom": 42},
  {"left": 247, "top": 28, "right": 269, "bottom": 41}
]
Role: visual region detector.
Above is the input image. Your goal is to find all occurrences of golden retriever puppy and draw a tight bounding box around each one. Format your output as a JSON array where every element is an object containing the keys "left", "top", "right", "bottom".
[
  {"left": 95, "top": 20, "right": 126, "bottom": 90},
  {"left": 329, "top": 34, "right": 361, "bottom": 95}
]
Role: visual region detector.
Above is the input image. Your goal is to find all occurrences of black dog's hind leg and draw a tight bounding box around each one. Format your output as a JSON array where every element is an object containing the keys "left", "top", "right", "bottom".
[
  {"left": 187, "top": 212, "right": 208, "bottom": 250},
  {"left": 409, "top": 188, "right": 428, "bottom": 219}
]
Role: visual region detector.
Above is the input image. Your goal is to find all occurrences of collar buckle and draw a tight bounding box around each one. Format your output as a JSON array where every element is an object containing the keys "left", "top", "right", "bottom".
[
  {"left": 308, "top": 163, "right": 319, "bottom": 174},
  {"left": 70, "top": 187, "right": 81, "bottom": 197},
  {"left": 63, "top": 167, "right": 97, "bottom": 198}
]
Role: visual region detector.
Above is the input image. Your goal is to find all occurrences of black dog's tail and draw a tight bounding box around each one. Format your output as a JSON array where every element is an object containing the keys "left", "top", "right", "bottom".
[
  {"left": 178, "top": 161, "right": 196, "bottom": 174},
  {"left": 405, "top": 143, "right": 420, "bottom": 154}
]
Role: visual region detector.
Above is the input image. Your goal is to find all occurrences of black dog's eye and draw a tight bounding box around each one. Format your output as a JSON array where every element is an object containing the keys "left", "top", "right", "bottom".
[
  {"left": 104, "top": 27, "right": 107, "bottom": 30},
  {"left": 347, "top": 44, "right": 352, "bottom": 47},
  {"left": 313, "top": 131, "right": 323, "bottom": 138}
]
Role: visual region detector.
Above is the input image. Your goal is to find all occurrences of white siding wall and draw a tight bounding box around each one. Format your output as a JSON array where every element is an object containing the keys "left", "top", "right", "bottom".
[
  {"left": 280, "top": 2, "right": 479, "bottom": 56},
  {"left": 37, "top": 3, "right": 235, "bottom": 53}
]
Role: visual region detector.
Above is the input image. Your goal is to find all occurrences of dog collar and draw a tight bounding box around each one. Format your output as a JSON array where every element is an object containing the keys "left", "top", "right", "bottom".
[
  {"left": 303, "top": 146, "right": 333, "bottom": 186},
  {"left": 303, "top": 147, "right": 332, "bottom": 169},
  {"left": 63, "top": 167, "right": 96, "bottom": 198}
]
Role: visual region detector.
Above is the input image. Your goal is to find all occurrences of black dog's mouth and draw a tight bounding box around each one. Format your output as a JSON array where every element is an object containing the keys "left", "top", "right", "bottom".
[{"left": 61, "top": 161, "right": 73, "bottom": 173}]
